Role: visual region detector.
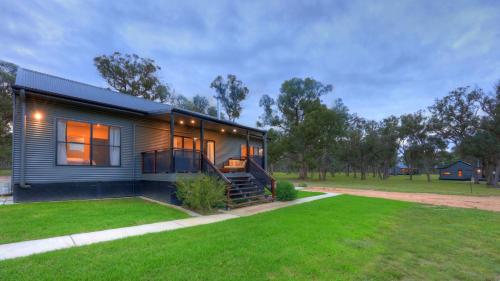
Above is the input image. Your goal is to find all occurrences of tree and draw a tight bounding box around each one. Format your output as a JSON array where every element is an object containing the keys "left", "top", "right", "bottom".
[
  {"left": 428, "top": 86, "right": 483, "bottom": 150},
  {"left": 0, "top": 60, "right": 17, "bottom": 168},
  {"left": 210, "top": 74, "right": 249, "bottom": 122},
  {"left": 463, "top": 81, "right": 500, "bottom": 186},
  {"left": 174, "top": 94, "right": 219, "bottom": 118},
  {"left": 94, "top": 52, "right": 171, "bottom": 102},
  {"left": 377, "top": 116, "right": 400, "bottom": 179},
  {"left": 259, "top": 77, "right": 333, "bottom": 179},
  {"left": 400, "top": 111, "right": 446, "bottom": 182}
]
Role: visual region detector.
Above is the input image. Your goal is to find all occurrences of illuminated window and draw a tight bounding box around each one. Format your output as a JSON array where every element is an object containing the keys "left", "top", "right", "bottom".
[
  {"left": 174, "top": 136, "right": 194, "bottom": 150},
  {"left": 249, "top": 146, "right": 254, "bottom": 156},
  {"left": 57, "top": 119, "right": 120, "bottom": 166},
  {"left": 442, "top": 171, "right": 451, "bottom": 176},
  {"left": 458, "top": 169, "right": 463, "bottom": 177}
]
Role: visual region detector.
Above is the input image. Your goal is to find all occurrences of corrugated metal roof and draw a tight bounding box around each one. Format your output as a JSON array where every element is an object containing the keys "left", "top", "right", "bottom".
[
  {"left": 13, "top": 68, "right": 265, "bottom": 133},
  {"left": 13, "top": 68, "right": 171, "bottom": 114}
]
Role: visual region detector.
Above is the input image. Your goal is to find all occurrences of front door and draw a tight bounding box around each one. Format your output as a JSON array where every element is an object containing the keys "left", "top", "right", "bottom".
[{"left": 205, "top": 140, "right": 215, "bottom": 164}]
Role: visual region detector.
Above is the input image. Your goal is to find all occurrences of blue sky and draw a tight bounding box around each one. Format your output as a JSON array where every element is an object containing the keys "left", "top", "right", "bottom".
[{"left": 1, "top": 0, "right": 499, "bottom": 126}]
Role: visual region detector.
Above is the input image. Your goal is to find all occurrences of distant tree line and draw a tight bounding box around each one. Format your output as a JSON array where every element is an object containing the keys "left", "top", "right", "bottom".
[{"left": 260, "top": 78, "right": 499, "bottom": 187}]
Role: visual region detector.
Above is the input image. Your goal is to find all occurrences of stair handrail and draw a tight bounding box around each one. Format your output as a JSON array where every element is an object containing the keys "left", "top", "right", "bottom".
[
  {"left": 247, "top": 157, "right": 276, "bottom": 200},
  {"left": 201, "top": 153, "right": 233, "bottom": 207}
]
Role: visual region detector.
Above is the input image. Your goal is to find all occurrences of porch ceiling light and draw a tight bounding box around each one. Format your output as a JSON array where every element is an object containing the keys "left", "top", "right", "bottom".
[
  {"left": 232, "top": 128, "right": 237, "bottom": 133},
  {"left": 221, "top": 128, "right": 225, "bottom": 133},
  {"left": 190, "top": 120, "right": 195, "bottom": 124},
  {"left": 179, "top": 120, "right": 184, "bottom": 125},
  {"left": 33, "top": 111, "right": 43, "bottom": 121}
]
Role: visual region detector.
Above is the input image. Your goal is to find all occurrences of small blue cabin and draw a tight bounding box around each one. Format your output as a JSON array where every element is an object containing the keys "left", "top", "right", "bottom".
[{"left": 438, "top": 160, "right": 473, "bottom": 181}]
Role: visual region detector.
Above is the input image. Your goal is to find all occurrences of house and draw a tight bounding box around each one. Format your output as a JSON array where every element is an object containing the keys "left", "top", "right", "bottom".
[
  {"left": 390, "top": 163, "right": 419, "bottom": 175},
  {"left": 438, "top": 160, "right": 481, "bottom": 181},
  {"left": 11, "top": 68, "right": 275, "bottom": 207}
]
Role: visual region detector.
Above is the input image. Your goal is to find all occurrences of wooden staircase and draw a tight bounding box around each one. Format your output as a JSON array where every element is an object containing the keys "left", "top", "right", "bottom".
[
  {"left": 201, "top": 154, "right": 275, "bottom": 209},
  {"left": 225, "top": 173, "right": 269, "bottom": 208}
]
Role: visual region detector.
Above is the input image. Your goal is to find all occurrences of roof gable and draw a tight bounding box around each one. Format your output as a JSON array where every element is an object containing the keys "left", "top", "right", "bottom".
[{"left": 438, "top": 160, "right": 472, "bottom": 170}]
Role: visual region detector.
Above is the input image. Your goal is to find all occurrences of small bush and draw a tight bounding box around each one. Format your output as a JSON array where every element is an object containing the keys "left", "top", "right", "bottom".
[
  {"left": 176, "top": 175, "right": 226, "bottom": 214},
  {"left": 298, "top": 182, "right": 308, "bottom": 187},
  {"left": 276, "top": 181, "right": 298, "bottom": 201}
]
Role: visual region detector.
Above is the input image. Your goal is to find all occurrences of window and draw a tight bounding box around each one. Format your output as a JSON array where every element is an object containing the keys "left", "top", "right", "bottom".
[
  {"left": 57, "top": 119, "right": 120, "bottom": 166},
  {"left": 174, "top": 136, "right": 194, "bottom": 150},
  {"left": 249, "top": 146, "right": 254, "bottom": 157},
  {"left": 458, "top": 169, "right": 463, "bottom": 177}
]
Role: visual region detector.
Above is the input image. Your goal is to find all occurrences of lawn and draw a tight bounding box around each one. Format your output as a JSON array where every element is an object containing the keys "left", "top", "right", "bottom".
[
  {"left": 0, "top": 198, "right": 189, "bottom": 244},
  {"left": 276, "top": 172, "right": 500, "bottom": 196},
  {"left": 296, "top": 190, "right": 324, "bottom": 198},
  {"left": 1, "top": 195, "right": 498, "bottom": 280},
  {"left": 0, "top": 169, "right": 11, "bottom": 176}
]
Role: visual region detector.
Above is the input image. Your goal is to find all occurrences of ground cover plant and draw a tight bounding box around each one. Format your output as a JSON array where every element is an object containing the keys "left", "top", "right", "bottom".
[
  {"left": 0, "top": 198, "right": 189, "bottom": 244},
  {"left": 176, "top": 175, "right": 226, "bottom": 213},
  {"left": 1, "top": 195, "right": 498, "bottom": 280}
]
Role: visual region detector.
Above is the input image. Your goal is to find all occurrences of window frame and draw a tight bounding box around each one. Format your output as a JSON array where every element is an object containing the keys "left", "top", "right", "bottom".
[{"left": 55, "top": 118, "right": 122, "bottom": 167}]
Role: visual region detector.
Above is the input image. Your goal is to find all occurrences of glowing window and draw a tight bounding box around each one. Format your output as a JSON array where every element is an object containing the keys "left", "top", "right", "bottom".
[{"left": 57, "top": 119, "right": 120, "bottom": 166}]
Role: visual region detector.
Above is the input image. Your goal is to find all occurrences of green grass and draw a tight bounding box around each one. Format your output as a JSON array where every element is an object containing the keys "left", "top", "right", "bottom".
[
  {"left": 0, "top": 169, "right": 11, "bottom": 176},
  {"left": 296, "top": 190, "right": 324, "bottom": 198},
  {"left": 275, "top": 172, "right": 500, "bottom": 196},
  {"left": 0, "top": 198, "right": 189, "bottom": 244},
  {"left": 1, "top": 195, "right": 498, "bottom": 280}
]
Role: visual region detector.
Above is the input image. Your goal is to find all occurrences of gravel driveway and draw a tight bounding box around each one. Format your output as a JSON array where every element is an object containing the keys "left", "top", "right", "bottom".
[{"left": 307, "top": 187, "right": 500, "bottom": 212}]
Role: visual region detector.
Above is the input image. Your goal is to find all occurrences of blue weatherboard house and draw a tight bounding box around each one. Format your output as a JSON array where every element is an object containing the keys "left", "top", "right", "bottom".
[
  {"left": 438, "top": 160, "right": 478, "bottom": 181},
  {"left": 10, "top": 68, "right": 275, "bottom": 208}
]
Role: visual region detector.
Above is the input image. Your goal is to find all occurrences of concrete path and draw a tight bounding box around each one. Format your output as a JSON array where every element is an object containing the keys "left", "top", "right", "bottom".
[
  {"left": 0, "top": 196, "right": 13, "bottom": 205},
  {"left": 0, "top": 176, "right": 11, "bottom": 196},
  {"left": 226, "top": 192, "right": 338, "bottom": 217},
  {"left": 0, "top": 192, "right": 339, "bottom": 261}
]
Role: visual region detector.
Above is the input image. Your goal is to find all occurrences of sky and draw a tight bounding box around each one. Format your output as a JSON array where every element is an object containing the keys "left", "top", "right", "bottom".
[{"left": 1, "top": 0, "right": 499, "bottom": 127}]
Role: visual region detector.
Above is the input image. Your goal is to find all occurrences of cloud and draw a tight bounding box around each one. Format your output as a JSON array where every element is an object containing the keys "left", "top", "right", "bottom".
[{"left": 0, "top": 0, "right": 499, "bottom": 126}]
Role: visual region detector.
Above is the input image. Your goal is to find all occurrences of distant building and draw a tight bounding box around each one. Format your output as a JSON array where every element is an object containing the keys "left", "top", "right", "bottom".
[
  {"left": 438, "top": 160, "right": 482, "bottom": 181},
  {"left": 390, "top": 163, "right": 419, "bottom": 175}
]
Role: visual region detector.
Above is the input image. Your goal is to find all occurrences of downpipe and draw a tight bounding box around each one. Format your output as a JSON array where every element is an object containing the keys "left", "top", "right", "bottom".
[{"left": 19, "top": 89, "right": 30, "bottom": 188}]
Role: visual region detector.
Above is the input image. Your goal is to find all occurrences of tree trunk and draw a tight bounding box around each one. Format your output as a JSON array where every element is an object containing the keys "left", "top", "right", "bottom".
[
  {"left": 346, "top": 164, "right": 350, "bottom": 177},
  {"left": 361, "top": 166, "right": 366, "bottom": 180},
  {"left": 353, "top": 169, "right": 357, "bottom": 178},
  {"left": 298, "top": 154, "right": 307, "bottom": 180},
  {"left": 494, "top": 159, "right": 500, "bottom": 187}
]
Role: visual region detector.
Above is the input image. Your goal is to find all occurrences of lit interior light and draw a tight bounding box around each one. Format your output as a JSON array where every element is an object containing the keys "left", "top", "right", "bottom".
[
  {"left": 190, "top": 120, "right": 195, "bottom": 124},
  {"left": 221, "top": 128, "right": 225, "bottom": 133},
  {"left": 232, "top": 128, "right": 237, "bottom": 133},
  {"left": 179, "top": 120, "right": 184, "bottom": 125},
  {"left": 33, "top": 112, "right": 43, "bottom": 121}
]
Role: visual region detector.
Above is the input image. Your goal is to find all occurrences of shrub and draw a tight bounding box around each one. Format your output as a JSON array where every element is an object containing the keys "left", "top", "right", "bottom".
[
  {"left": 176, "top": 175, "right": 226, "bottom": 214},
  {"left": 276, "top": 181, "right": 298, "bottom": 201},
  {"left": 299, "top": 182, "right": 308, "bottom": 187}
]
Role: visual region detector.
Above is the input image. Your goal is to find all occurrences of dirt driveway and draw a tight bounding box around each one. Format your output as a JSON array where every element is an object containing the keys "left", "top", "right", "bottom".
[{"left": 306, "top": 187, "right": 500, "bottom": 212}]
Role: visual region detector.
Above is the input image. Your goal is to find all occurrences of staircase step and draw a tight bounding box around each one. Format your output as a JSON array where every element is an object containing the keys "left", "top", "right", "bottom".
[
  {"left": 230, "top": 191, "right": 265, "bottom": 198},
  {"left": 230, "top": 194, "right": 266, "bottom": 202}
]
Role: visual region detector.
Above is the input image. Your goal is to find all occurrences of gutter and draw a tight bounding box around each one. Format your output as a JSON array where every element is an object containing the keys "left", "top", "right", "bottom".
[
  {"left": 170, "top": 107, "right": 267, "bottom": 135},
  {"left": 12, "top": 86, "right": 149, "bottom": 116}
]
